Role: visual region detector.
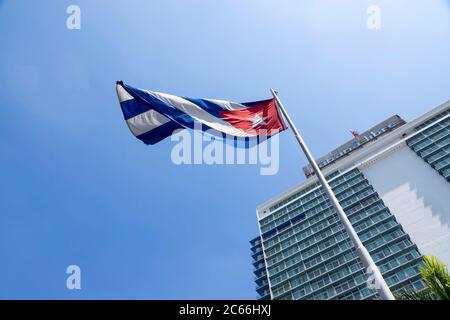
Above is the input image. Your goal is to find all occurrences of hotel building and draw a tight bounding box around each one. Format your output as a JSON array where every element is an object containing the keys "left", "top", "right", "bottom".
[{"left": 250, "top": 100, "right": 450, "bottom": 300}]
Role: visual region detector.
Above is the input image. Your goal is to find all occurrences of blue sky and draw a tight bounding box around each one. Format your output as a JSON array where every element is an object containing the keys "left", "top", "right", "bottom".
[{"left": 0, "top": 0, "right": 449, "bottom": 299}]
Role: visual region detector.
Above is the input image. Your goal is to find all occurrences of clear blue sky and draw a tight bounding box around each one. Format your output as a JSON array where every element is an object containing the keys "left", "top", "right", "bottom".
[{"left": 0, "top": 0, "right": 449, "bottom": 299}]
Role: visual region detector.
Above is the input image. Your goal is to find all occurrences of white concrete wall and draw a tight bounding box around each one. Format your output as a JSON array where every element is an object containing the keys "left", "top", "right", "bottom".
[{"left": 362, "top": 146, "right": 450, "bottom": 266}]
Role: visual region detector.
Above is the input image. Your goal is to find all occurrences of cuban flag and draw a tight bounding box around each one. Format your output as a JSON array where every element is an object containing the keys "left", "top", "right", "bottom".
[{"left": 116, "top": 81, "right": 286, "bottom": 145}]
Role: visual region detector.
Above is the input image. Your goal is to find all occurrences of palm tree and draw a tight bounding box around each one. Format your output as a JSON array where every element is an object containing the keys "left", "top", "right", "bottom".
[{"left": 396, "top": 255, "right": 450, "bottom": 300}]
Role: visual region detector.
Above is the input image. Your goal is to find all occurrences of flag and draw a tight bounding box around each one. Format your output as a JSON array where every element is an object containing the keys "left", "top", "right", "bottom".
[
  {"left": 116, "top": 82, "right": 286, "bottom": 145},
  {"left": 350, "top": 130, "right": 361, "bottom": 139}
]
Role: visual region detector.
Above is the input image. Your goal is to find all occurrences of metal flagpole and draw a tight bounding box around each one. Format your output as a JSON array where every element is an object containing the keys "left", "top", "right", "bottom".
[{"left": 270, "top": 89, "right": 395, "bottom": 300}]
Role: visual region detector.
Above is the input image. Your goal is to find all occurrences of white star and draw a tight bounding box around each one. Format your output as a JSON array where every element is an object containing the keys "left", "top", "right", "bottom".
[{"left": 250, "top": 114, "right": 268, "bottom": 128}]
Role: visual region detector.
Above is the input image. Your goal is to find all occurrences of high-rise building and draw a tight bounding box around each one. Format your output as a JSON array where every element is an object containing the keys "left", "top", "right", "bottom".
[{"left": 250, "top": 100, "right": 450, "bottom": 300}]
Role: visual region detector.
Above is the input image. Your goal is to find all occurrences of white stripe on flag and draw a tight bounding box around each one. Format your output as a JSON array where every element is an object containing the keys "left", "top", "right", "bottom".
[
  {"left": 203, "top": 99, "right": 247, "bottom": 111},
  {"left": 116, "top": 84, "right": 134, "bottom": 103},
  {"left": 126, "top": 109, "right": 171, "bottom": 136}
]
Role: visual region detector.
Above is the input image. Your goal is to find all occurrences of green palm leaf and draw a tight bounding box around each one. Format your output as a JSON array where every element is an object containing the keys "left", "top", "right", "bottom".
[
  {"left": 395, "top": 256, "right": 450, "bottom": 300},
  {"left": 420, "top": 256, "right": 450, "bottom": 300},
  {"left": 396, "top": 288, "right": 438, "bottom": 300}
]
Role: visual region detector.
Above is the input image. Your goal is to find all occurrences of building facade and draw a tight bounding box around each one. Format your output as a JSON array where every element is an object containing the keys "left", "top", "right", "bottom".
[{"left": 251, "top": 100, "right": 450, "bottom": 300}]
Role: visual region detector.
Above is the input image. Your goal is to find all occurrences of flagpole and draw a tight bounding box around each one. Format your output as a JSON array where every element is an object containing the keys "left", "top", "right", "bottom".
[{"left": 270, "top": 89, "right": 395, "bottom": 300}]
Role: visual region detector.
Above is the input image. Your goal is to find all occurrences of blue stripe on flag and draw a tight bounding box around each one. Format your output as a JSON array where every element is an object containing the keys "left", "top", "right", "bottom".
[
  {"left": 120, "top": 98, "right": 152, "bottom": 120},
  {"left": 181, "top": 98, "right": 224, "bottom": 118},
  {"left": 136, "top": 121, "right": 183, "bottom": 145}
]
